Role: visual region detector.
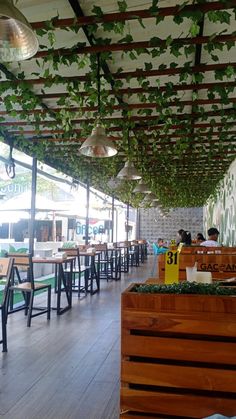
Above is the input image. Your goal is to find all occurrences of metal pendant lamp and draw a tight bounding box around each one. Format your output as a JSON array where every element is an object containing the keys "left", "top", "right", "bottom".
[
  {"left": 117, "top": 129, "right": 141, "bottom": 180},
  {"left": 79, "top": 53, "right": 117, "bottom": 158},
  {"left": 117, "top": 160, "right": 141, "bottom": 180},
  {"left": 141, "top": 195, "right": 152, "bottom": 205},
  {"left": 148, "top": 193, "right": 159, "bottom": 201},
  {"left": 133, "top": 180, "right": 151, "bottom": 194},
  {"left": 0, "top": 0, "right": 38, "bottom": 61}
]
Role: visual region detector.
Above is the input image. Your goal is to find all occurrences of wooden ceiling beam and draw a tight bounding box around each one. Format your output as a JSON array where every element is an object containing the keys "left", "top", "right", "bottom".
[
  {"left": 3, "top": 63, "right": 236, "bottom": 85},
  {"left": 16, "top": 81, "right": 235, "bottom": 100},
  {"left": 1, "top": 97, "right": 236, "bottom": 116},
  {"left": 11, "top": 130, "right": 236, "bottom": 139},
  {"left": 31, "top": 1, "right": 236, "bottom": 30},
  {"left": 35, "top": 34, "right": 236, "bottom": 58},
  {"left": 1, "top": 107, "right": 234, "bottom": 123}
]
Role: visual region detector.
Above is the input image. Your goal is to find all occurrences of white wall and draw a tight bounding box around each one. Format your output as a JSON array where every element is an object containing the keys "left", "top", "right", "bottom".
[
  {"left": 203, "top": 159, "right": 236, "bottom": 246},
  {"left": 139, "top": 207, "right": 203, "bottom": 247}
]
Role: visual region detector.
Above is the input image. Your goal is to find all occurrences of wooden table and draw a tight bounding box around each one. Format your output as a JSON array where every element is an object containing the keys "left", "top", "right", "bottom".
[{"left": 33, "top": 256, "right": 75, "bottom": 314}]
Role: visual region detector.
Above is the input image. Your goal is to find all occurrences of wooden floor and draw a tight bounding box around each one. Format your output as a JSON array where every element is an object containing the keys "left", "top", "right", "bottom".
[{"left": 0, "top": 257, "right": 152, "bottom": 419}]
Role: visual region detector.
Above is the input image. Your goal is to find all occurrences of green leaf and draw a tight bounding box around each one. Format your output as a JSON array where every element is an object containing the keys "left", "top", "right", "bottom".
[
  {"left": 91, "top": 5, "right": 103, "bottom": 18},
  {"left": 149, "top": 37, "right": 162, "bottom": 47},
  {"left": 190, "top": 22, "right": 200, "bottom": 37},
  {"left": 144, "top": 62, "right": 153, "bottom": 71},
  {"left": 117, "top": 0, "right": 127, "bottom": 12},
  {"left": 149, "top": 0, "right": 159, "bottom": 14},
  {"left": 119, "top": 34, "right": 133, "bottom": 43},
  {"left": 166, "top": 35, "right": 173, "bottom": 47},
  {"left": 138, "top": 17, "right": 145, "bottom": 29}
]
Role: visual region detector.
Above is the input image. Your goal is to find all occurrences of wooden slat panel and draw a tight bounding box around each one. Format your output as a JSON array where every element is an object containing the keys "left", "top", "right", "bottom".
[
  {"left": 121, "top": 360, "right": 236, "bottom": 392},
  {"left": 120, "top": 388, "right": 236, "bottom": 417},
  {"left": 122, "top": 292, "right": 236, "bottom": 314},
  {"left": 158, "top": 252, "right": 236, "bottom": 280},
  {"left": 122, "top": 310, "right": 236, "bottom": 337},
  {"left": 121, "top": 335, "right": 236, "bottom": 365}
]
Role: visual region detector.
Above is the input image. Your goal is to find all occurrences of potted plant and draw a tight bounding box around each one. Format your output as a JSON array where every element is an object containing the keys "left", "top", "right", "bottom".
[{"left": 121, "top": 282, "right": 236, "bottom": 418}]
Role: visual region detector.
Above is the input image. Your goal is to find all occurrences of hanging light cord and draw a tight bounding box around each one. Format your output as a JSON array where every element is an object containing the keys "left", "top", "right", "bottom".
[
  {"left": 97, "top": 52, "right": 101, "bottom": 117},
  {"left": 127, "top": 127, "right": 130, "bottom": 155},
  {"left": 5, "top": 145, "right": 15, "bottom": 179}
]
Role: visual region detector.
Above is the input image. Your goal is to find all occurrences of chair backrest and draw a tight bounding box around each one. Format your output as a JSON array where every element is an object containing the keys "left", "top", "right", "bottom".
[
  {"left": 94, "top": 244, "right": 107, "bottom": 251},
  {"left": 8, "top": 253, "right": 34, "bottom": 289},
  {"left": 58, "top": 248, "right": 77, "bottom": 257},
  {"left": 77, "top": 245, "right": 88, "bottom": 252},
  {"left": 0, "top": 257, "right": 14, "bottom": 307},
  {"left": 58, "top": 247, "right": 80, "bottom": 268}
]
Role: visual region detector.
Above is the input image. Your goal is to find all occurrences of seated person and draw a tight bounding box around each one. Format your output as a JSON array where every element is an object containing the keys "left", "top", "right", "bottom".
[
  {"left": 200, "top": 227, "right": 220, "bottom": 247},
  {"left": 177, "top": 229, "right": 184, "bottom": 245},
  {"left": 179, "top": 230, "right": 192, "bottom": 246},
  {"left": 196, "top": 233, "right": 206, "bottom": 244},
  {"left": 157, "top": 238, "right": 168, "bottom": 248}
]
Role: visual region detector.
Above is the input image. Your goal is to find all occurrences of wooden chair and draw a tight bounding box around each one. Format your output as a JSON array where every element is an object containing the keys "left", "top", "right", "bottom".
[
  {"left": 8, "top": 253, "right": 51, "bottom": 327},
  {"left": 58, "top": 247, "right": 90, "bottom": 297},
  {"left": 94, "top": 244, "right": 111, "bottom": 281},
  {"left": 0, "top": 258, "right": 14, "bottom": 352}
]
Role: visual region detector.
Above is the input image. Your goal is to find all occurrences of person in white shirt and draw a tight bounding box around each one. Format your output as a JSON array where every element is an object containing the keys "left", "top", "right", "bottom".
[{"left": 200, "top": 227, "right": 220, "bottom": 247}]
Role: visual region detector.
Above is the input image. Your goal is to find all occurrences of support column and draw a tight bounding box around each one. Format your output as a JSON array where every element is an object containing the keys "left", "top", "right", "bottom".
[
  {"left": 126, "top": 203, "right": 129, "bottom": 241},
  {"left": 111, "top": 194, "right": 115, "bottom": 243},
  {"left": 85, "top": 180, "right": 90, "bottom": 245},
  {"left": 136, "top": 208, "right": 140, "bottom": 240},
  {"left": 29, "top": 157, "right": 37, "bottom": 256}
]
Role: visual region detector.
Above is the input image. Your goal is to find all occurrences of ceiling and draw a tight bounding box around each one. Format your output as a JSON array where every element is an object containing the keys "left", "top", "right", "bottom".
[{"left": 0, "top": 0, "right": 236, "bottom": 208}]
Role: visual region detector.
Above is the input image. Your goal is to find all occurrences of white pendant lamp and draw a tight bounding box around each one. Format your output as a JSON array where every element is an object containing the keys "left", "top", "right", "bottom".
[
  {"left": 117, "top": 128, "right": 141, "bottom": 180},
  {"left": 133, "top": 180, "right": 151, "bottom": 194},
  {"left": 79, "top": 123, "right": 117, "bottom": 157},
  {"left": 79, "top": 53, "right": 117, "bottom": 158},
  {"left": 108, "top": 177, "right": 122, "bottom": 189},
  {"left": 148, "top": 193, "right": 159, "bottom": 201},
  {"left": 0, "top": 0, "right": 38, "bottom": 61},
  {"left": 117, "top": 160, "right": 141, "bottom": 181},
  {"left": 141, "top": 195, "right": 152, "bottom": 205}
]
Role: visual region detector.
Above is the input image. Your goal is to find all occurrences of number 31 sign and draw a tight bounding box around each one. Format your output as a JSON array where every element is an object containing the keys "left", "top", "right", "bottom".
[{"left": 164, "top": 250, "right": 179, "bottom": 284}]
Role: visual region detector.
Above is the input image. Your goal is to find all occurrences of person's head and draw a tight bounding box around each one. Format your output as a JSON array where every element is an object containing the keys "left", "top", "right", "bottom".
[
  {"left": 196, "top": 233, "right": 205, "bottom": 243},
  {"left": 181, "top": 230, "right": 192, "bottom": 245},
  {"left": 207, "top": 227, "right": 219, "bottom": 241},
  {"left": 157, "top": 238, "right": 164, "bottom": 246},
  {"left": 178, "top": 229, "right": 184, "bottom": 238}
]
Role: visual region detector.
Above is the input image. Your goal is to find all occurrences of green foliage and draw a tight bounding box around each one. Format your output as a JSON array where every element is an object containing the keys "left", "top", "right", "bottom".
[
  {"left": 132, "top": 282, "right": 236, "bottom": 295},
  {"left": 0, "top": 2, "right": 235, "bottom": 209}
]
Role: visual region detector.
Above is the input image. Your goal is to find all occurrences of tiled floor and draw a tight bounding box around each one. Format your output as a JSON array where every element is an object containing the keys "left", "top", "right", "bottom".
[{"left": 0, "top": 257, "right": 152, "bottom": 419}]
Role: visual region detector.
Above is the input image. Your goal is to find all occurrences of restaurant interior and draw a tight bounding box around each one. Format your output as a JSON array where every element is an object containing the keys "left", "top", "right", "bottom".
[{"left": 0, "top": 1, "right": 236, "bottom": 418}]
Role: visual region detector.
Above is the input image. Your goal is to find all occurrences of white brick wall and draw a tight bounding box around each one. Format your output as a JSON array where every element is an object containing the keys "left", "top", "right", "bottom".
[{"left": 139, "top": 207, "right": 203, "bottom": 247}]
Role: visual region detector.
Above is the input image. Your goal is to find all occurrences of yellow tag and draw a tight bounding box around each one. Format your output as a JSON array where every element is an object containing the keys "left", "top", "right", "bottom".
[
  {"left": 165, "top": 250, "right": 179, "bottom": 284},
  {"left": 177, "top": 243, "right": 183, "bottom": 253},
  {"left": 170, "top": 239, "right": 176, "bottom": 246}
]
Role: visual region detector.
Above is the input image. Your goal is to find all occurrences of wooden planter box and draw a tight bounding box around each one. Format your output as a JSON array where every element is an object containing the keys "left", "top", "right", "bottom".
[{"left": 121, "top": 284, "right": 236, "bottom": 419}]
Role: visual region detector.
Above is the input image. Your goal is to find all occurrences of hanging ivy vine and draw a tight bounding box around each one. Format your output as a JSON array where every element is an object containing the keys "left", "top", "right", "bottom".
[{"left": 0, "top": 0, "right": 236, "bottom": 207}]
